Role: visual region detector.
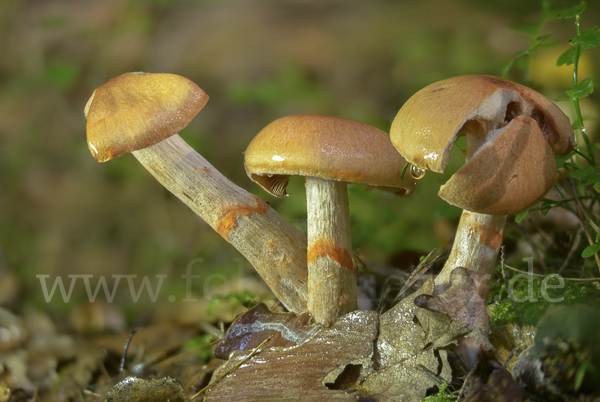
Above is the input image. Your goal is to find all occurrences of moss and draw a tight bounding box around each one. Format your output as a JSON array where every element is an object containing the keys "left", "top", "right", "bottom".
[
  {"left": 488, "top": 266, "right": 598, "bottom": 331},
  {"left": 422, "top": 382, "right": 456, "bottom": 402}
]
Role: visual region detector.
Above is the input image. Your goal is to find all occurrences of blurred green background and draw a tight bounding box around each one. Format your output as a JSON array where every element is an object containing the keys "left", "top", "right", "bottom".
[{"left": 0, "top": 0, "right": 598, "bottom": 316}]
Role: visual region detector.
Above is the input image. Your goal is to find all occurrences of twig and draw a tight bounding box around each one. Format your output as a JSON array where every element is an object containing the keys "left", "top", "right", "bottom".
[
  {"left": 416, "top": 364, "right": 447, "bottom": 388},
  {"left": 119, "top": 330, "right": 137, "bottom": 374},
  {"left": 502, "top": 341, "right": 522, "bottom": 370},
  {"left": 393, "top": 249, "right": 437, "bottom": 303},
  {"left": 190, "top": 335, "right": 273, "bottom": 400},
  {"left": 560, "top": 179, "right": 600, "bottom": 272},
  {"left": 197, "top": 320, "right": 225, "bottom": 339},
  {"left": 567, "top": 176, "right": 599, "bottom": 233},
  {"left": 504, "top": 264, "right": 600, "bottom": 282},
  {"left": 352, "top": 251, "right": 369, "bottom": 273},
  {"left": 558, "top": 227, "right": 583, "bottom": 274},
  {"left": 518, "top": 222, "right": 548, "bottom": 272},
  {"left": 456, "top": 360, "right": 479, "bottom": 402},
  {"left": 575, "top": 214, "right": 600, "bottom": 273},
  {"left": 155, "top": 339, "right": 221, "bottom": 372},
  {"left": 376, "top": 250, "right": 436, "bottom": 312},
  {"left": 500, "top": 247, "right": 523, "bottom": 323},
  {"left": 528, "top": 218, "right": 558, "bottom": 251},
  {"left": 553, "top": 183, "right": 578, "bottom": 216},
  {"left": 185, "top": 358, "right": 222, "bottom": 395}
]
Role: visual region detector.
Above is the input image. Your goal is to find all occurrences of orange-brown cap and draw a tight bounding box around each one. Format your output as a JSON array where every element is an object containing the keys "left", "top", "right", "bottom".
[
  {"left": 439, "top": 116, "right": 556, "bottom": 215},
  {"left": 84, "top": 72, "right": 208, "bottom": 162},
  {"left": 244, "top": 114, "right": 418, "bottom": 197},
  {"left": 390, "top": 75, "right": 575, "bottom": 215}
]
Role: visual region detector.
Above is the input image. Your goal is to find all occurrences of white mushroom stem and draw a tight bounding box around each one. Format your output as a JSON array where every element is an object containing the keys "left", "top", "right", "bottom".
[
  {"left": 434, "top": 211, "right": 506, "bottom": 298},
  {"left": 305, "top": 177, "right": 357, "bottom": 326},
  {"left": 132, "top": 134, "right": 308, "bottom": 314}
]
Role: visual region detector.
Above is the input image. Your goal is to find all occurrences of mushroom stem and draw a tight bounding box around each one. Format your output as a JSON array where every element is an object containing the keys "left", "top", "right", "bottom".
[
  {"left": 305, "top": 177, "right": 357, "bottom": 326},
  {"left": 132, "top": 134, "right": 308, "bottom": 314},
  {"left": 434, "top": 211, "right": 506, "bottom": 298}
]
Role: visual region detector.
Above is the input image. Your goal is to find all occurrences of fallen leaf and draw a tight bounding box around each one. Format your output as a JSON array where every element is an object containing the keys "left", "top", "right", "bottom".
[
  {"left": 362, "top": 278, "right": 452, "bottom": 401},
  {"left": 489, "top": 323, "right": 535, "bottom": 374},
  {"left": 465, "top": 357, "right": 527, "bottom": 402},
  {"left": 104, "top": 376, "right": 185, "bottom": 402},
  {"left": 414, "top": 266, "right": 493, "bottom": 368}
]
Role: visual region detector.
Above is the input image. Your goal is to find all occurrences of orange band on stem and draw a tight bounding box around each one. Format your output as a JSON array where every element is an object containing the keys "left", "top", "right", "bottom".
[
  {"left": 476, "top": 224, "right": 503, "bottom": 249},
  {"left": 216, "top": 195, "right": 269, "bottom": 240},
  {"left": 307, "top": 238, "right": 355, "bottom": 274}
]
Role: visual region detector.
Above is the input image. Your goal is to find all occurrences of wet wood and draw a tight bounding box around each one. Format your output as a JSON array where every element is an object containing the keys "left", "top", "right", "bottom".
[{"left": 205, "top": 310, "right": 378, "bottom": 401}]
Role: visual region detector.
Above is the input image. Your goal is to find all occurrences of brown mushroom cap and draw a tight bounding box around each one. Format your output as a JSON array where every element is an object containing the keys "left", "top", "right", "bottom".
[
  {"left": 244, "top": 114, "right": 418, "bottom": 197},
  {"left": 390, "top": 75, "right": 574, "bottom": 172},
  {"left": 439, "top": 116, "right": 556, "bottom": 215},
  {"left": 390, "top": 75, "right": 575, "bottom": 215},
  {"left": 85, "top": 72, "right": 208, "bottom": 162}
]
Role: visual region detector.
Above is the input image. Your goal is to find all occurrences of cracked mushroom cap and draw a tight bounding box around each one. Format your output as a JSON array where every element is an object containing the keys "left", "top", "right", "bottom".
[
  {"left": 244, "top": 114, "right": 418, "bottom": 197},
  {"left": 390, "top": 75, "right": 575, "bottom": 215},
  {"left": 84, "top": 72, "right": 208, "bottom": 162}
]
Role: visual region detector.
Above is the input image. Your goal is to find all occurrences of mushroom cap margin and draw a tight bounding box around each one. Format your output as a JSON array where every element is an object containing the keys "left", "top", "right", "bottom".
[
  {"left": 244, "top": 114, "right": 418, "bottom": 197},
  {"left": 85, "top": 72, "right": 208, "bottom": 162}
]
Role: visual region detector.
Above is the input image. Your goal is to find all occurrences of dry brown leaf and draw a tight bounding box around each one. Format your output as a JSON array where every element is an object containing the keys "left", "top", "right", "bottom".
[
  {"left": 104, "top": 376, "right": 185, "bottom": 402},
  {"left": 361, "top": 278, "right": 452, "bottom": 402},
  {"left": 464, "top": 358, "right": 527, "bottom": 402},
  {"left": 0, "top": 308, "right": 27, "bottom": 353},
  {"left": 490, "top": 323, "right": 535, "bottom": 374},
  {"left": 414, "top": 267, "right": 493, "bottom": 352}
]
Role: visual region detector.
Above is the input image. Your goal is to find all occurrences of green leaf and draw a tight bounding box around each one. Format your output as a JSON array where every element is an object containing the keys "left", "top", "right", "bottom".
[
  {"left": 595, "top": 229, "right": 600, "bottom": 242},
  {"left": 400, "top": 163, "right": 409, "bottom": 180},
  {"left": 570, "top": 27, "right": 600, "bottom": 49},
  {"left": 574, "top": 362, "right": 590, "bottom": 391},
  {"left": 570, "top": 165, "right": 600, "bottom": 186},
  {"left": 582, "top": 243, "right": 600, "bottom": 258},
  {"left": 515, "top": 209, "right": 529, "bottom": 223},
  {"left": 594, "top": 181, "right": 600, "bottom": 193},
  {"left": 511, "top": 21, "right": 543, "bottom": 36},
  {"left": 556, "top": 1, "right": 587, "bottom": 19},
  {"left": 584, "top": 174, "right": 600, "bottom": 187},
  {"left": 540, "top": 199, "right": 558, "bottom": 215},
  {"left": 567, "top": 78, "right": 594, "bottom": 98},
  {"left": 569, "top": 165, "right": 595, "bottom": 179},
  {"left": 556, "top": 47, "right": 579, "bottom": 66},
  {"left": 536, "top": 33, "right": 553, "bottom": 44},
  {"left": 555, "top": 153, "right": 573, "bottom": 169}
]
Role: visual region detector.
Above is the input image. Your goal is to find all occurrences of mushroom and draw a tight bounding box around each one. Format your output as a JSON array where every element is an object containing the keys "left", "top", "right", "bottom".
[
  {"left": 84, "top": 72, "right": 309, "bottom": 314},
  {"left": 244, "top": 114, "right": 418, "bottom": 325},
  {"left": 390, "top": 75, "right": 575, "bottom": 297}
]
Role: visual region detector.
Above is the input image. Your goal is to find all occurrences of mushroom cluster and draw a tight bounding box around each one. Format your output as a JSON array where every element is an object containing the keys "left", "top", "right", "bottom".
[{"left": 84, "top": 72, "right": 574, "bottom": 338}]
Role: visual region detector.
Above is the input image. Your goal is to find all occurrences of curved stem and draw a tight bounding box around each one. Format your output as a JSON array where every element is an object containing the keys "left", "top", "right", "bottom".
[
  {"left": 132, "top": 134, "right": 308, "bottom": 314},
  {"left": 435, "top": 211, "right": 506, "bottom": 298}
]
